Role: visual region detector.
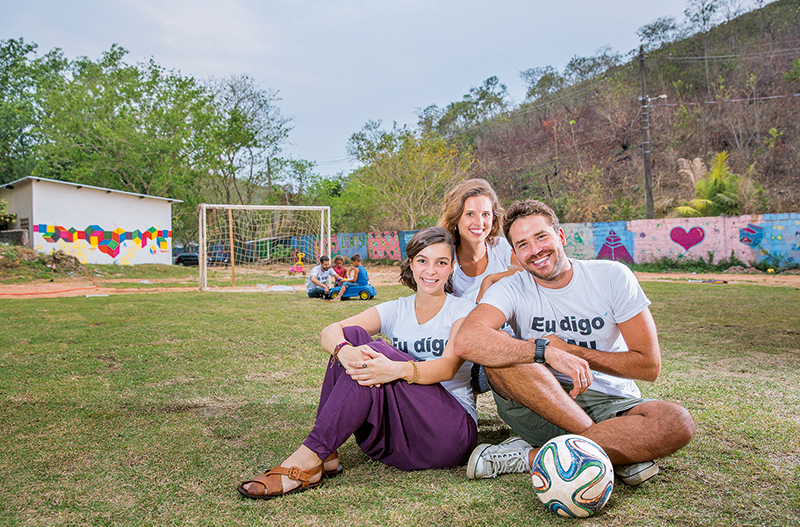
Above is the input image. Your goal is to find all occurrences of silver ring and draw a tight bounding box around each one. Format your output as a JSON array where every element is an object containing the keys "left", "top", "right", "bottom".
[{"left": 361, "top": 363, "right": 367, "bottom": 369}]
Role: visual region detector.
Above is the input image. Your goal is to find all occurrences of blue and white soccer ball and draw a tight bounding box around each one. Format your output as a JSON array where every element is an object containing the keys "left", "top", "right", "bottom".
[{"left": 530, "top": 434, "right": 614, "bottom": 518}]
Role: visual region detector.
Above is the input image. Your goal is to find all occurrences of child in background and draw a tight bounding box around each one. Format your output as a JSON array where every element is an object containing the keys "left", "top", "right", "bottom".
[
  {"left": 334, "top": 253, "right": 369, "bottom": 301},
  {"left": 332, "top": 255, "right": 348, "bottom": 285}
]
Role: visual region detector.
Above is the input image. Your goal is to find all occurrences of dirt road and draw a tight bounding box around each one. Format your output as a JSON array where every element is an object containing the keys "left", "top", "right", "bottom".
[{"left": 1, "top": 264, "right": 798, "bottom": 299}]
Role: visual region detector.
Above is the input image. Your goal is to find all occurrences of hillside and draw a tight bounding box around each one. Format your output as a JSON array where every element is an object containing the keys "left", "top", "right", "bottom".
[{"left": 467, "top": 0, "right": 800, "bottom": 222}]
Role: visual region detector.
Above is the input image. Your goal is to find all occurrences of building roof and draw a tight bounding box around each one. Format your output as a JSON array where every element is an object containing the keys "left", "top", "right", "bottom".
[{"left": 0, "top": 176, "right": 183, "bottom": 203}]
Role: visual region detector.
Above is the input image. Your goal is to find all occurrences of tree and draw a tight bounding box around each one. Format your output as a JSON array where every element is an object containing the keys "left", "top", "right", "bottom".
[
  {"left": 33, "top": 45, "right": 218, "bottom": 246},
  {"left": 204, "top": 74, "right": 292, "bottom": 205},
  {"left": 684, "top": 0, "right": 719, "bottom": 96},
  {"left": 563, "top": 46, "right": 622, "bottom": 84},
  {"left": 347, "top": 121, "right": 474, "bottom": 230},
  {"left": 427, "top": 76, "right": 508, "bottom": 138},
  {"left": 637, "top": 16, "right": 680, "bottom": 51},
  {"left": 271, "top": 158, "right": 319, "bottom": 205},
  {"left": 785, "top": 58, "right": 800, "bottom": 83},
  {"left": 416, "top": 104, "right": 444, "bottom": 135},
  {"left": 0, "top": 38, "right": 66, "bottom": 184},
  {"left": 0, "top": 198, "right": 16, "bottom": 229},
  {"left": 676, "top": 152, "right": 739, "bottom": 217},
  {"left": 305, "top": 170, "right": 385, "bottom": 233},
  {"left": 519, "top": 65, "right": 566, "bottom": 101}
]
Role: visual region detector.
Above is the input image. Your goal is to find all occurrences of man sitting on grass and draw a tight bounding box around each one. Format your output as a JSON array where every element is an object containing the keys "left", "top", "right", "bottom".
[
  {"left": 306, "top": 255, "right": 337, "bottom": 299},
  {"left": 454, "top": 199, "right": 695, "bottom": 486},
  {"left": 333, "top": 253, "right": 369, "bottom": 301}
]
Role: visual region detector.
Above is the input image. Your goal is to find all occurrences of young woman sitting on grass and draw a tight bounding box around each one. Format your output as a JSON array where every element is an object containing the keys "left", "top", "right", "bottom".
[{"left": 237, "top": 226, "right": 478, "bottom": 499}]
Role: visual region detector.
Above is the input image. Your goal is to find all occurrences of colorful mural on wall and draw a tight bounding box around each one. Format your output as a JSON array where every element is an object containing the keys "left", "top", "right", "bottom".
[
  {"left": 336, "top": 232, "right": 368, "bottom": 259},
  {"left": 33, "top": 224, "right": 170, "bottom": 259},
  {"left": 738, "top": 214, "right": 799, "bottom": 268},
  {"left": 670, "top": 226, "right": 706, "bottom": 251},
  {"left": 330, "top": 213, "right": 799, "bottom": 268},
  {"left": 597, "top": 230, "right": 634, "bottom": 263},
  {"left": 368, "top": 232, "right": 401, "bottom": 260},
  {"left": 561, "top": 224, "right": 594, "bottom": 260}
]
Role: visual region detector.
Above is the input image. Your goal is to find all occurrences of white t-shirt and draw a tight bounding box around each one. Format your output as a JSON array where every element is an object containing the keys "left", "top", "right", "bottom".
[
  {"left": 480, "top": 259, "right": 651, "bottom": 398},
  {"left": 375, "top": 294, "right": 477, "bottom": 422},
  {"left": 306, "top": 265, "right": 337, "bottom": 288},
  {"left": 452, "top": 237, "right": 514, "bottom": 302}
]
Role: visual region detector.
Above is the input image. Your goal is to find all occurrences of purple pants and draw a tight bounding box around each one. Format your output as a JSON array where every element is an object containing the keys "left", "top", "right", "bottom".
[{"left": 302, "top": 326, "right": 477, "bottom": 471}]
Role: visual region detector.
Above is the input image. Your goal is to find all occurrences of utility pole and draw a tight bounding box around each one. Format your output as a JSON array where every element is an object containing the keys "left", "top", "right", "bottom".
[{"left": 639, "top": 46, "right": 655, "bottom": 219}]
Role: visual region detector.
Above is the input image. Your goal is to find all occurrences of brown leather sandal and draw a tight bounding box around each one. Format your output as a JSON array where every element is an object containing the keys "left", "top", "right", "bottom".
[
  {"left": 237, "top": 464, "right": 324, "bottom": 500},
  {"left": 323, "top": 451, "right": 344, "bottom": 478}
]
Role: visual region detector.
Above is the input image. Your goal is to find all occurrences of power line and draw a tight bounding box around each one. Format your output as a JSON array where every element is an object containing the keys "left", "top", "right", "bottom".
[
  {"left": 654, "top": 92, "right": 800, "bottom": 107},
  {"left": 666, "top": 45, "right": 800, "bottom": 62},
  {"left": 314, "top": 157, "right": 351, "bottom": 166}
]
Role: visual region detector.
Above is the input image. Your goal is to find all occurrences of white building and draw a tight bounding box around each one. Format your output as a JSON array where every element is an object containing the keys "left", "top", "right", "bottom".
[{"left": 0, "top": 176, "right": 181, "bottom": 265}]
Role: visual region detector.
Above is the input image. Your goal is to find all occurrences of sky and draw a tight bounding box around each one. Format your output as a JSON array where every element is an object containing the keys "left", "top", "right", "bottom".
[{"left": 3, "top": 0, "right": 694, "bottom": 177}]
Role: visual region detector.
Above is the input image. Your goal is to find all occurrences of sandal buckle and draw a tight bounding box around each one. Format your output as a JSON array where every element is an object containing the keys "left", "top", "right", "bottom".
[{"left": 287, "top": 466, "right": 302, "bottom": 480}]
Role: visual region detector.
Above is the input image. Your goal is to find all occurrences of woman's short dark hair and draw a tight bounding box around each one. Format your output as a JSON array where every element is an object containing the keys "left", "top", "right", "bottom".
[{"left": 399, "top": 226, "right": 455, "bottom": 293}]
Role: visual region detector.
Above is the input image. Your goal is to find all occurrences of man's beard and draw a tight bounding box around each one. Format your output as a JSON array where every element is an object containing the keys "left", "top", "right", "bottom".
[{"left": 524, "top": 249, "right": 567, "bottom": 283}]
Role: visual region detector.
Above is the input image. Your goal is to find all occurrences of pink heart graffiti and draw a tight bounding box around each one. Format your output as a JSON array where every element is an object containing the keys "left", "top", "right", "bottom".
[{"left": 670, "top": 227, "right": 705, "bottom": 251}]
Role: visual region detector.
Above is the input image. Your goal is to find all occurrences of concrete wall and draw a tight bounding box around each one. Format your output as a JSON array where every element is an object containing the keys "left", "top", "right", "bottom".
[
  {"left": 331, "top": 213, "right": 799, "bottom": 267},
  {"left": 0, "top": 229, "right": 28, "bottom": 246}
]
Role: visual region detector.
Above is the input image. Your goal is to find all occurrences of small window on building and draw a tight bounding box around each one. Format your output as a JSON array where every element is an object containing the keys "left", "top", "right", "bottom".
[{"left": 20, "top": 218, "right": 29, "bottom": 230}]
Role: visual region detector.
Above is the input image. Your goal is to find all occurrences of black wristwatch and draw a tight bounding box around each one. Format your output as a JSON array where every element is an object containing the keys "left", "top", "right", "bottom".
[{"left": 534, "top": 338, "right": 549, "bottom": 364}]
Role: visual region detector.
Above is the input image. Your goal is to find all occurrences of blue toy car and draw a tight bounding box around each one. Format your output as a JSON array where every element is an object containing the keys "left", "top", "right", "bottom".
[{"left": 326, "top": 283, "right": 376, "bottom": 300}]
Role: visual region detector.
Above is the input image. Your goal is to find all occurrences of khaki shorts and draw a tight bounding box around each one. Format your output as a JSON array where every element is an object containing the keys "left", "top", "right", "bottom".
[{"left": 493, "top": 384, "right": 655, "bottom": 447}]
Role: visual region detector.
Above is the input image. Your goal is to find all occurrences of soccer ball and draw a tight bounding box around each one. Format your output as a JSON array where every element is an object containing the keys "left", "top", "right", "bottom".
[{"left": 530, "top": 434, "right": 614, "bottom": 518}]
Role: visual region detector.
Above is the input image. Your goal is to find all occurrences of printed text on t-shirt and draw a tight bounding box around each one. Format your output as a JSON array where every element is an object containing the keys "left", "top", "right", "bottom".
[
  {"left": 392, "top": 337, "right": 446, "bottom": 357},
  {"left": 531, "top": 316, "right": 606, "bottom": 335}
]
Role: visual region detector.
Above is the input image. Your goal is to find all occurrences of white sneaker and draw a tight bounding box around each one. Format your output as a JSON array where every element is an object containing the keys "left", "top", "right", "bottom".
[
  {"left": 467, "top": 436, "right": 533, "bottom": 479},
  {"left": 614, "top": 461, "right": 659, "bottom": 486}
]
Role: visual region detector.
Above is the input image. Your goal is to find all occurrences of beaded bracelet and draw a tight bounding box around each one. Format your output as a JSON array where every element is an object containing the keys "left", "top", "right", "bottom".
[
  {"left": 332, "top": 341, "right": 350, "bottom": 362},
  {"left": 407, "top": 361, "right": 420, "bottom": 384}
]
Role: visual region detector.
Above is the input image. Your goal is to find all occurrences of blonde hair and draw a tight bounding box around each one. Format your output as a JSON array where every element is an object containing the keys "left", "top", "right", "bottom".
[{"left": 438, "top": 178, "right": 504, "bottom": 247}]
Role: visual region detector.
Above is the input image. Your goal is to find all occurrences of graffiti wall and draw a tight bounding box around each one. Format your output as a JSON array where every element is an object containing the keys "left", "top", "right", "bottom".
[
  {"left": 628, "top": 214, "right": 799, "bottom": 266},
  {"left": 34, "top": 225, "right": 169, "bottom": 260},
  {"left": 368, "top": 231, "right": 401, "bottom": 260},
  {"left": 332, "top": 213, "right": 799, "bottom": 268},
  {"left": 0, "top": 178, "right": 176, "bottom": 265},
  {"left": 335, "top": 232, "right": 368, "bottom": 260}
]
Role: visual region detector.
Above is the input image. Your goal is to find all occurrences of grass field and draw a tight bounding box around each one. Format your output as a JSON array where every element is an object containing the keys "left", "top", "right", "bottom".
[{"left": 1, "top": 282, "right": 798, "bottom": 526}]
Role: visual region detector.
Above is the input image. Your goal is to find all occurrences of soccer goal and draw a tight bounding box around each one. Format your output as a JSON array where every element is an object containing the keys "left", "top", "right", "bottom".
[{"left": 198, "top": 204, "right": 331, "bottom": 291}]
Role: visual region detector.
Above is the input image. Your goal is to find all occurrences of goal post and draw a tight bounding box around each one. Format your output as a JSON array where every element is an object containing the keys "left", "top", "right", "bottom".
[{"left": 198, "top": 204, "right": 331, "bottom": 291}]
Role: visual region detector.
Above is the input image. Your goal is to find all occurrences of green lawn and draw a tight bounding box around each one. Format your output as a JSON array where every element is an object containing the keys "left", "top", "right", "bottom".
[{"left": 1, "top": 282, "right": 798, "bottom": 526}]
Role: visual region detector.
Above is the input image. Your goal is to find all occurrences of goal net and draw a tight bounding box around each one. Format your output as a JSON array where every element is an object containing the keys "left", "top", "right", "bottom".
[{"left": 198, "top": 204, "right": 331, "bottom": 291}]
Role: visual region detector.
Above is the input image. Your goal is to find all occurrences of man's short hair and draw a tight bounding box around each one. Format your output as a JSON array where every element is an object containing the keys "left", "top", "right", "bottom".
[
  {"left": 503, "top": 200, "right": 561, "bottom": 243},
  {"left": 319, "top": 255, "right": 330, "bottom": 263}
]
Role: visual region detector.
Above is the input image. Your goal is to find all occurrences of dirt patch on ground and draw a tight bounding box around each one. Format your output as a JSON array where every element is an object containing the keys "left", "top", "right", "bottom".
[
  {"left": 1, "top": 264, "right": 798, "bottom": 299},
  {"left": 634, "top": 270, "right": 800, "bottom": 288}
]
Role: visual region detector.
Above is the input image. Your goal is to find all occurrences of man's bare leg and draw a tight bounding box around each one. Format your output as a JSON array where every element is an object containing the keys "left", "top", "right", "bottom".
[
  {"left": 487, "top": 364, "right": 694, "bottom": 465},
  {"left": 487, "top": 363, "right": 593, "bottom": 433}
]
